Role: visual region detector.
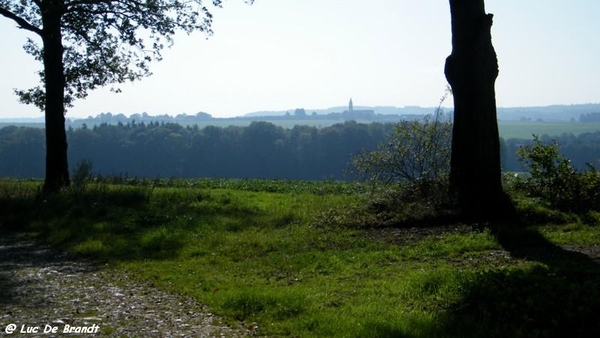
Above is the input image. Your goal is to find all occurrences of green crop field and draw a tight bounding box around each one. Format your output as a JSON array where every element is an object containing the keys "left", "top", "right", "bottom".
[
  {"left": 498, "top": 121, "right": 600, "bottom": 139},
  {"left": 2, "top": 178, "right": 600, "bottom": 337}
]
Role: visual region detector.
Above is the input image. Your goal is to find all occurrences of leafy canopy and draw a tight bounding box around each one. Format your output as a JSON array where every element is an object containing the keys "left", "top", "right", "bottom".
[{"left": 0, "top": 0, "right": 249, "bottom": 110}]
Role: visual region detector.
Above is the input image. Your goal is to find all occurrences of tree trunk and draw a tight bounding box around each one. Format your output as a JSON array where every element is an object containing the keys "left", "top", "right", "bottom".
[
  {"left": 445, "top": 0, "right": 511, "bottom": 219},
  {"left": 41, "top": 1, "right": 70, "bottom": 193}
]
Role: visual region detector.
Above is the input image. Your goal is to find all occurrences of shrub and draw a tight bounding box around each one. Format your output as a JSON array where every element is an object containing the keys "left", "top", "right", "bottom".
[
  {"left": 351, "top": 113, "right": 451, "bottom": 186},
  {"left": 516, "top": 136, "right": 600, "bottom": 212},
  {"left": 345, "top": 88, "right": 454, "bottom": 227},
  {"left": 71, "top": 159, "right": 94, "bottom": 193}
]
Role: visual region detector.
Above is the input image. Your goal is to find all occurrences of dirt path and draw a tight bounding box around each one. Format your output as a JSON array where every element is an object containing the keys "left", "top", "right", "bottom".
[
  {"left": 0, "top": 235, "right": 255, "bottom": 337},
  {"left": 2, "top": 228, "right": 598, "bottom": 337}
]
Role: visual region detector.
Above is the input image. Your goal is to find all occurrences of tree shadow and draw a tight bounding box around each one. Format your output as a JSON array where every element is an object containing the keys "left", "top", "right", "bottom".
[
  {"left": 432, "top": 223, "right": 600, "bottom": 338},
  {"left": 0, "top": 234, "right": 100, "bottom": 308},
  {"left": 0, "top": 186, "right": 264, "bottom": 262}
]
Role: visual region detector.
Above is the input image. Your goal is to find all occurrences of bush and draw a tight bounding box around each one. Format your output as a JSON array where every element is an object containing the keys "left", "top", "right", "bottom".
[
  {"left": 310, "top": 176, "right": 456, "bottom": 230},
  {"left": 351, "top": 113, "right": 451, "bottom": 186},
  {"left": 71, "top": 159, "right": 94, "bottom": 192},
  {"left": 516, "top": 136, "right": 600, "bottom": 212},
  {"left": 344, "top": 89, "right": 455, "bottom": 227}
]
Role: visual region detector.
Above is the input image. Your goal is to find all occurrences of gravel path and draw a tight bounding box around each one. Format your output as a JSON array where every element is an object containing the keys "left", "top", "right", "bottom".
[
  {"left": 3, "top": 229, "right": 598, "bottom": 337},
  {"left": 0, "top": 235, "right": 255, "bottom": 337}
]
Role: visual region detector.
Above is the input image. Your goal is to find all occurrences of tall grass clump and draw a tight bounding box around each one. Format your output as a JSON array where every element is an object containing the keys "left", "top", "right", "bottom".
[
  {"left": 71, "top": 159, "right": 94, "bottom": 193},
  {"left": 0, "top": 179, "right": 40, "bottom": 231}
]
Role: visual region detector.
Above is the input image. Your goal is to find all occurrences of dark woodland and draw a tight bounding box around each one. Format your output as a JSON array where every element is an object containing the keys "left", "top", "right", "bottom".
[{"left": 1, "top": 122, "right": 600, "bottom": 180}]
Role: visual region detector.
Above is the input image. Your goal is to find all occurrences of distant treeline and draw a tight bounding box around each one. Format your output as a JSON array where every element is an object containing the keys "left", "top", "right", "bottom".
[
  {"left": 579, "top": 112, "right": 600, "bottom": 123},
  {"left": 1, "top": 122, "right": 599, "bottom": 179},
  {"left": 0, "top": 121, "right": 392, "bottom": 180},
  {"left": 67, "top": 109, "right": 418, "bottom": 129}
]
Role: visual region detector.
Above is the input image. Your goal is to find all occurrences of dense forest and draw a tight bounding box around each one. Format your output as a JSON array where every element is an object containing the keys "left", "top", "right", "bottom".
[
  {"left": 1, "top": 121, "right": 599, "bottom": 180},
  {"left": 0, "top": 122, "right": 391, "bottom": 180},
  {"left": 502, "top": 133, "right": 600, "bottom": 172}
]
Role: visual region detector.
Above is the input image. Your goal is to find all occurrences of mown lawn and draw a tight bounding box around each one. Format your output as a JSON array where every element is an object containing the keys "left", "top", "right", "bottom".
[{"left": 1, "top": 179, "right": 599, "bottom": 337}]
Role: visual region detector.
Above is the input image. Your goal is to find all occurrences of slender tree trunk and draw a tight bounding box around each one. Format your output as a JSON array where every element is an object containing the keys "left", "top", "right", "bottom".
[
  {"left": 41, "top": 1, "right": 70, "bottom": 193},
  {"left": 445, "top": 0, "right": 510, "bottom": 219}
]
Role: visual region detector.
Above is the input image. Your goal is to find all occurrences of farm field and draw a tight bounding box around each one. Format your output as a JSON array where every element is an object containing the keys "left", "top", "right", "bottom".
[
  {"left": 498, "top": 121, "right": 600, "bottom": 139},
  {"left": 2, "top": 178, "right": 600, "bottom": 337}
]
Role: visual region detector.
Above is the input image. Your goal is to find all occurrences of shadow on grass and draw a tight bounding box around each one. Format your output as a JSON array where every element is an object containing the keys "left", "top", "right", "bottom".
[
  {"left": 435, "top": 224, "right": 600, "bottom": 338},
  {"left": 0, "top": 186, "right": 263, "bottom": 262},
  {"left": 0, "top": 234, "right": 100, "bottom": 308},
  {"left": 357, "top": 222, "right": 600, "bottom": 338}
]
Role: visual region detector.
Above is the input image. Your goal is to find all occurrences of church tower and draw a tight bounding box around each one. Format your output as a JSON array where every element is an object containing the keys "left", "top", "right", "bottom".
[{"left": 349, "top": 98, "right": 354, "bottom": 112}]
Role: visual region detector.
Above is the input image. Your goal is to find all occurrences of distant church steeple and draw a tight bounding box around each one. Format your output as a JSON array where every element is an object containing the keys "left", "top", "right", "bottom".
[{"left": 349, "top": 98, "right": 354, "bottom": 112}]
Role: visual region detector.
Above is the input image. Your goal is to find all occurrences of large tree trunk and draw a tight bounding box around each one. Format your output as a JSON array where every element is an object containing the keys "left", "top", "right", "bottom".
[
  {"left": 41, "top": 1, "right": 70, "bottom": 193},
  {"left": 445, "top": 0, "right": 510, "bottom": 219}
]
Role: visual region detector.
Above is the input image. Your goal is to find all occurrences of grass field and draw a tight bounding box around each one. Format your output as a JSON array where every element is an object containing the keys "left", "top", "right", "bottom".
[
  {"left": 1, "top": 179, "right": 600, "bottom": 337},
  {"left": 498, "top": 121, "right": 600, "bottom": 139}
]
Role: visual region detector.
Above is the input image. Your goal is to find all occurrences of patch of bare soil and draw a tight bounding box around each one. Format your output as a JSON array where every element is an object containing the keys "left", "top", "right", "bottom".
[{"left": 0, "top": 235, "right": 255, "bottom": 337}]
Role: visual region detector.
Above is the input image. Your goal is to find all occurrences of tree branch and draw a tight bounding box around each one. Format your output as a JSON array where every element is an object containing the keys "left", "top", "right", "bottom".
[
  {"left": 0, "top": 7, "right": 42, "bottom": 36},
  {"left": 66, "top": 0, "right": 111, "bottom": 7}
]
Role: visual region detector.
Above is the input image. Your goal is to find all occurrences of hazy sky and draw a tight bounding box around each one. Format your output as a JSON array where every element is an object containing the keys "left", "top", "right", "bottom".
[{"left": 1, "top": 0, "right": 599, "bottom": 118}]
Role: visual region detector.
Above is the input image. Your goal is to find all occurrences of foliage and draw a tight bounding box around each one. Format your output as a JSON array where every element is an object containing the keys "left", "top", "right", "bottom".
[
  {"left": 3, "top": 122, "right": 600, "bottom": 180},
  {"left": 580, "top": 112, "right": 600, "bottom": 123},
  {"left": 71, "top": 159, "right": 94, "bottom": 192},
  {"left": 0, "top": 121, "right": 393, "bottom": 180},
  {"left": 0, "top": 0, "right": 245, "bottom": 109},
  {"left": 311, "top": 180, "right": 456, "bottom": 230},
  {"left": 0, "top": 126, "right": 45, "bottom": 177},
  {"left": 348, "top": 90, "right": 453, "bottom": 226},
  {"left": 0, "top": 0, "right": 255, "bottom": 191},
  {"left": 516, "top": 135, "right": 600, "bottom": 212},
  {"left": 352, "top": 109, "right": 451, "bottom": 186},
  {"left": 503, "top": 131, "right": 600, "bottom": 172}
]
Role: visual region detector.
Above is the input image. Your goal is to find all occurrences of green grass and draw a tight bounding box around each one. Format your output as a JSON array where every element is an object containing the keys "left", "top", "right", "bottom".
[
  {"left": 1, "top": 178, "right": 600, "bottom": 337},
  {"left": 538, "top": 222, "right": 600, "bottom": 245}
]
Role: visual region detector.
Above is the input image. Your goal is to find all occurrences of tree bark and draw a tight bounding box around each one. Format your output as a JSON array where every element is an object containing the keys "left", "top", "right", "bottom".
[
  {"left": 41, "top": 1, "right": 70, "bottom": 193},
  {"left": 445, "top": 0, "right": 511, "bottom": 219}
]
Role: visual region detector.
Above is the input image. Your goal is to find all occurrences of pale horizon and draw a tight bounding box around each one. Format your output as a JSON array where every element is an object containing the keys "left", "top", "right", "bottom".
[{"left": 1, "top": 0, "right": 599, "bottom": 119}]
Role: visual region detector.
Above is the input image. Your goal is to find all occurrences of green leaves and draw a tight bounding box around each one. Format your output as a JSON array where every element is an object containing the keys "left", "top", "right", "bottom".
[
  {"left": 516, "top": 135, "right": 600, "bottom": 212},
  {"left": 352, "top": 111, "right": 452, "bottom": 185}
]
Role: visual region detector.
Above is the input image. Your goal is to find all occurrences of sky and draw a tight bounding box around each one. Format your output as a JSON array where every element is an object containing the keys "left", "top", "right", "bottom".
[{"left": 0, "top": 0, "right": 599, "bottom": 119}]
